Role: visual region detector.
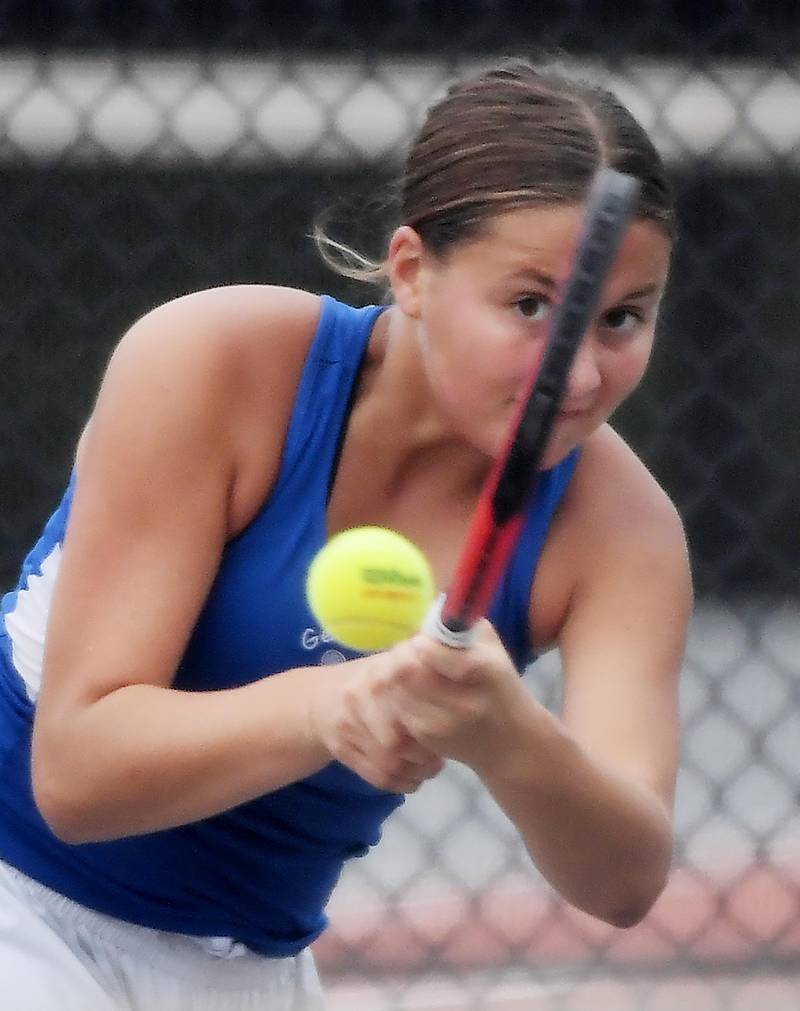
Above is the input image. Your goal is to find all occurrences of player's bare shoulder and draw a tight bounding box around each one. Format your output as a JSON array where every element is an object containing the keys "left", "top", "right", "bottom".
[
  {"left": 122, "top": 283, "right": 321, "bottom": 384},
  {"left": 79, "top": 285, "right": 323, "bottom": 533},
  {"left": 561, "top": 425, "right": 691, "bottom": 605},
  {"left": 532, "top": 425, "right": 691, "bottom": 651},
  {"left": 92, "top": 284, "right": 320, "bottom": 413},
  {"left": 567, "top": 425, "right": 686, "bottom": 547},
  {"left": 163, "top": 285, "right": 323, "bottom": 529}
]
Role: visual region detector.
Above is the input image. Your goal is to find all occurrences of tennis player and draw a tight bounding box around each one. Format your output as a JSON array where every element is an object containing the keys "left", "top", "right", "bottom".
[{"left": 0, "top": 60, "right": 690, "bottom": 1009}]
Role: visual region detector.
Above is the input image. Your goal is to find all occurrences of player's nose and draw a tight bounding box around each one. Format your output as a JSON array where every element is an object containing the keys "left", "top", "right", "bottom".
[{"left": 565, "top": 339, "right": 601, "bottom": 402}]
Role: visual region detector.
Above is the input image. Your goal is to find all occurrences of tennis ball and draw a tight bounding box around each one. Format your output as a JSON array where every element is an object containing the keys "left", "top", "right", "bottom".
[{"left": 306, "top": 526, "right": 436, "bottom": 652}]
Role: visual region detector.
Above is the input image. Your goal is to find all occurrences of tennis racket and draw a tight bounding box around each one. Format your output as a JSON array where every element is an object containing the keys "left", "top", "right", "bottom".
[{"left": 425, "top": 168, "right": 641, "bottom": 647}]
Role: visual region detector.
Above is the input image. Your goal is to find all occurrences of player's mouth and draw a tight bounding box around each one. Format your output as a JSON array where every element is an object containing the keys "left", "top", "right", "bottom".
[{"left": 557, "top": 400, "right": 593, "bottom": 421}]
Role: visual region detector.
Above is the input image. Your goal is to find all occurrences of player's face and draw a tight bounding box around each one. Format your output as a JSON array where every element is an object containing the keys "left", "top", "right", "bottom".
[{"left": 411, "top": 203, "right": 672, "bottom": 466}]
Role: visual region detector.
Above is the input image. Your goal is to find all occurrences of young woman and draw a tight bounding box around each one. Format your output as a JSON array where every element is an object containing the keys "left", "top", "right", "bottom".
[{"left": 0, "top": 61, "right": 691, "bottom": 1009}]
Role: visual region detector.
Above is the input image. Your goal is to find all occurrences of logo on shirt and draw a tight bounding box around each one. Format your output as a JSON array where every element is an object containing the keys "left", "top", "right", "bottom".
[{"left": 301, "top": 626, "right": 346, "bottom": 665}]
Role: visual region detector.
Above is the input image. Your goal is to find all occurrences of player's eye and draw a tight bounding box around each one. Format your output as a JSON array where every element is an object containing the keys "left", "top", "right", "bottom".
[
  {"left": 515, "top": 295, "right": 551, "bottom": 323},
  {"left": 603, "top": 306, "right": 643, "bottom": 332}
]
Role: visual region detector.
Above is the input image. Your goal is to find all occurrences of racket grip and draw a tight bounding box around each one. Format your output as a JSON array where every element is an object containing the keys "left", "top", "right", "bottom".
[{"left": 422, "top": 593, "right": 478, "bottom": 649}]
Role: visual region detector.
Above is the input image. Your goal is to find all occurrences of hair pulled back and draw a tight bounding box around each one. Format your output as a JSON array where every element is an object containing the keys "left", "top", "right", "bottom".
[{"left": 316, "top": 60, "right": 673, "bottom": 281}]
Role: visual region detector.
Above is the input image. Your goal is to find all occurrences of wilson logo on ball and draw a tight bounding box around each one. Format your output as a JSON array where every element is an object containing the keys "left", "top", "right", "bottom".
[{"left": 361, "top": 568, "right": 422, "bottom": 587}]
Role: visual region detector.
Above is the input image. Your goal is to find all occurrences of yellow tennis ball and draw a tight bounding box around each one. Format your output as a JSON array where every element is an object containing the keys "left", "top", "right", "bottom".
[{"left": 306, "top": 526, "right": 436, "bottom": 652}]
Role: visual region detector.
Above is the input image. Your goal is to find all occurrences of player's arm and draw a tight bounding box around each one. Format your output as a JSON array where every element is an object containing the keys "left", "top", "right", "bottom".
[
  {"left": 31, "top": 286, "right": 348, "bottom": 843},
  {"left": 472, "top": 429, "right": 690, "bottom": 926},
  {"left": 361, "top": 429, "right": 688, "bottom": 926}
]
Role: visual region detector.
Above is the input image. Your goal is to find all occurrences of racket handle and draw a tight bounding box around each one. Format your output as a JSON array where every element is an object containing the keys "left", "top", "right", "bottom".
[{"left": 422, "top": 593, "right": 478, "bottom": 649}]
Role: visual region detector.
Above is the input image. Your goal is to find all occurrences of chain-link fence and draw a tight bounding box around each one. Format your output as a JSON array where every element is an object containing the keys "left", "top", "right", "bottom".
[{"left": 1, "top": 4, "right": 799, "bottom": 1008}]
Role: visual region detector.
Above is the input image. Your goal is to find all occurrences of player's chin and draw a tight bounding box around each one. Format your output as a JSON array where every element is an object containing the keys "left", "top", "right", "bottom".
[
  {"left": 544, "top": 410, "right": 606, "bottom": 465},
  {"left": 540, "top": 429, "right": 584, "bottom": 470}
]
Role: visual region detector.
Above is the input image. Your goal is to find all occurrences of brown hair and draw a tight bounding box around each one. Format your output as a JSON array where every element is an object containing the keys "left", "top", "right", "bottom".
[{"left": 316, "top": 59, "right": 673, "bottom": 281}]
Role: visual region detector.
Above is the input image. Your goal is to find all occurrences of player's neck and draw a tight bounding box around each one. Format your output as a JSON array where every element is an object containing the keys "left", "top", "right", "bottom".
[{"left": 363, "top": 306, "right": 481, "bottom": 462}]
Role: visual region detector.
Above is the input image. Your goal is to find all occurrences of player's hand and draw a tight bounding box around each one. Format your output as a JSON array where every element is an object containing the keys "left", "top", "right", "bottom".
[
  {"left": 307, "top": 655, "right": 445, "bottom": 794},
  {"left": 380, "top": 619, "right": 534, "bottom": 769}
]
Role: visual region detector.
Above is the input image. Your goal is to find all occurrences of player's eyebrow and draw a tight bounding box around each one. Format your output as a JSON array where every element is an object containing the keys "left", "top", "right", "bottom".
[
  {"left": 508, "top": 273, "right": 662, "bottom": 303},
  {"left": 614, "top": 283, "right": 661, "bottom": 301},
  {"left": 507, "top": 268, "right": 558, "bottom": 290}
]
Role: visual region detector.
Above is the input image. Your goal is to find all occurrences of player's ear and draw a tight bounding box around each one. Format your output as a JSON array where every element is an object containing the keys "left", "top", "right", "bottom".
[{"left": 386, "top": 226, "right": 426, "bottom": 318}]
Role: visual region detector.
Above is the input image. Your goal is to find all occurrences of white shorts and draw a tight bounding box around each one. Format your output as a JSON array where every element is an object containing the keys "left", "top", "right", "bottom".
[{"left": 0, "top": 859, "right": 326, "bottom": 1010}]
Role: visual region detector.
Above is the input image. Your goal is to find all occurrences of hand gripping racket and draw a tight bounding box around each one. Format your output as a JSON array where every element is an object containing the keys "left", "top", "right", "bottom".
[{"left": 424, "top": 168, "right": 641, "bottom": 648}]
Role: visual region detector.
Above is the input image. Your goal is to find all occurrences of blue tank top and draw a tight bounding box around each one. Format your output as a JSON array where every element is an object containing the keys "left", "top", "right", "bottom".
[{"left": 0, "top": 294, "right": 579, "bottom": 956}]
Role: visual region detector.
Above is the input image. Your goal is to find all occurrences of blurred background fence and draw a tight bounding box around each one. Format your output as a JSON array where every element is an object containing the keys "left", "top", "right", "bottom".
[{"left": 1, "top": 3, "right": 799, "bottom": 1008}]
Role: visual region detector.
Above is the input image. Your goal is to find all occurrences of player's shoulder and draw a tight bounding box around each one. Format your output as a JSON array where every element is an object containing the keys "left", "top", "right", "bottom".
[
  {"left": 119, "top": 284, "right": 322, "bottom": 367},
  {"left": 568, "top": 425, "right": 686, "bottom": 550},
  {"left": 149, "top": 282, "right": 321, "bottom": 334},
  {"left": 80, "top": 286, "right": 323, "bottom": 461},
  {"left": 100, "top": 284, "right": 322, "bottom": 412},
  {"left": 531, "top": 427, "right": 690, "bottom": 651}
]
